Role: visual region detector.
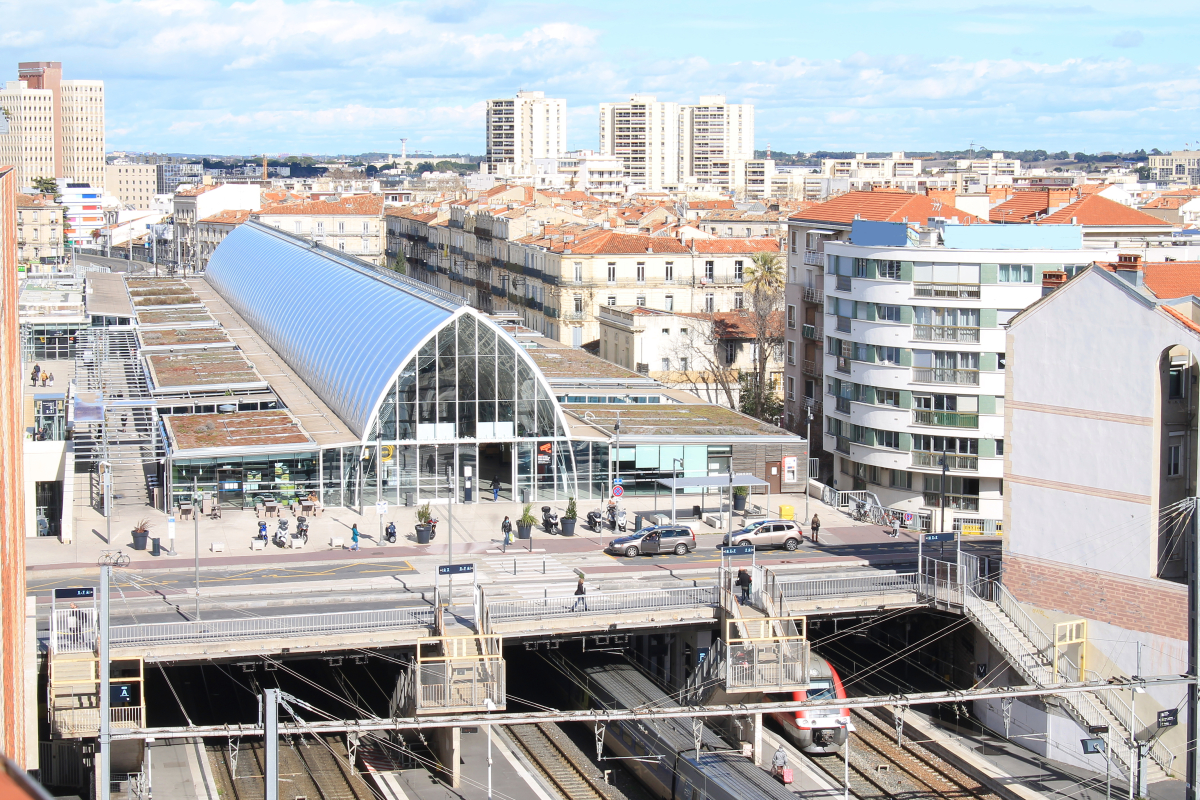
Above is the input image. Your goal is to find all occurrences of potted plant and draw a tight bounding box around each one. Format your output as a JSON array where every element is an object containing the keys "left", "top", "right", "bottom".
[
  {"left": 561, "top": 497, "right": 578, "bottom": 536},
  {"left": 732, "top": 484, "right": 749, "bottom": 512},
  {"left": 414, "top": 503, "right": 433, "bottom": 545},
  {"left": 517, "top": 503, "right": 537, "bottom": 539},
  {"left": 131, "top": 519, "right": 151, "bottom": 551}
]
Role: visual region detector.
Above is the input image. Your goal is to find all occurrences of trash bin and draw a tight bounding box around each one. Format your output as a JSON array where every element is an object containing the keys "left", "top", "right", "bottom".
[
  {"left": 415, "top": 524, "right": 432, "bottom": 544},
  {"left": 692, "top": 505, "right": 703, "bottom": 519},
  {"left": 779, "top": 504, "right": 794, "bottom": 520},
  {"left": 634, "top": 513, "right": 643, "bottom": 530},
  {"left": 151, "top": 537, "right": 161, "bottom": 557}
]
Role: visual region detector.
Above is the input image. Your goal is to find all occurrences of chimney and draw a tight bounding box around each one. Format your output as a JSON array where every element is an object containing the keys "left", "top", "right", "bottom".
[
  {"left": 1112, "top": 254, "right": 1144, "bottom": 288},
  {"left": 1041, "top": 270, "right": 1068, "bottom": 293}
]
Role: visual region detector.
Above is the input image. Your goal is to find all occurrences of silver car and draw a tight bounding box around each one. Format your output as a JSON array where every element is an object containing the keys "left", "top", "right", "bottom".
[{"left": 720, "top": 519, "right": 805, "bottom": 551}]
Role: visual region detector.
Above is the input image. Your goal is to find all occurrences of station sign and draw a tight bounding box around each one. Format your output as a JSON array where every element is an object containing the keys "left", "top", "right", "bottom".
[
  {"left": 54, "top": 587, "right": 94, "bottom": 600},
  {"left": 923, "top": 532, "right": 956, "bottom": 543},
  {"left": 1158, "top": 709, "right": 1178, "bottom": 729},
  {"left": 439, "top": 563, "right": 475, "bottom": 576},
  {"left": 722, "top": 546, "right": 755, "bottom": 556},
  {"left": 1088, "top": 725, "right": 1109, "bottom": 735}
]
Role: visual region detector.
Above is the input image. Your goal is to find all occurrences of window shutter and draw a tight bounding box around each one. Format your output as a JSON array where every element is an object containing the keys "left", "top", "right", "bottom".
[
  {"left": 863, "top": 428, "right": 876, "bottom": 447},
  {"left": 900, "top": 305, "right": 913, "bottom": 325},
  {"left": 900, "top": 390, "right": 913, "bottom": 409},
  {"left": 899, "top": 348, "right": 912, "bottom": 367},
  {"left": 979, "top": 438, "right": 996, "bottom": 458},
  {"left": 978, "top": 395, "right": 996, "bottom": 414},
  {"left": 980, "top": 263, "right": 998, "bottom": 284},
  {"left": 900, "top": 261, "right": 914, "bottom": 282},
  {"left": 981, "top": 352, "right": 998, "bottom": 371},
  {"left": 860, "top": 302, "right": 876, "bottom": 321},
  {"left": 980, "top": 308, "right": 997, "bottom": 328},
  {"left": 864, "top": 259, "right": 877, "bottom": 279},
  {"left": 1036, "top": 264, "right": 1060, "bottom": 283},
  {"left": 899, "top": 432, "right": 912, "bottom": 452}
]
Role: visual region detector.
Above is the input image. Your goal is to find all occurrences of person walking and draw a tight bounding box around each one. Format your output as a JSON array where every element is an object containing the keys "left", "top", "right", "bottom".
[
  {"left": 501, "top": 516, "right": 513, "bottom": 551},
  {"left": 30, "top": 364, "right": 40, "bottom": 387},
  {"left": 350, "top": 524, "right": 360, "bottom": 551},
  {"left": 736, "top": 568, "right": 752, "bottom": 605},
  {"left": 571, "top": 577, "right": 588, "bottom": 611},
  {"left": 40, "top": 370, "right": 48, "bottom": 387},
  {"left": 491, "top": 476, "right": 501, "bottom": 502},
  {"left": 889, "top": 513, "right": 901, "bottom": 539},
  {"left": 47, "top": 372, "right": 55, "bottom": 388},
  {"left": 810, "top": 514, "right": 821, "bottom": 544}
]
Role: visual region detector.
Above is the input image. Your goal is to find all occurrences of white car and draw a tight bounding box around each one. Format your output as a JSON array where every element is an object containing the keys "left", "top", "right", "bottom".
[{"left": 720, "top": 519, "right": 805, "bottom": 551}]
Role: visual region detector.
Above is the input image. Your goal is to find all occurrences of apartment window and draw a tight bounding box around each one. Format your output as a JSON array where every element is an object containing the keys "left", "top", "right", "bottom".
[
  {"left": 787, "top": 376, "right": 796, "bottom": 401},
  {"left": 913, "top": 435, "right": 978, "bottom": 455},
  {"left": 362, "top": 221, "right": 370, "bottom": 233},
  {"left": 574, "top": 262, "right": 583, "bottom": 283},
  {"left": 734, "top": 260, "right": 744, "bottom": 282},
  {"left": 294, "top": 222, "right": 302, "bottom": 234},
  {"left": 607, "top": 262, "right": 617, "bottom": 283},
  {"left": 636, "top": 262, "right": 646, "bottom": 283},
  {"left": 705, "top": 293, "right": 715, "bottom": 313},
  {"left": 662, "top": 358, "right": 671, "bottom": 371},
  {"left": 889, "top": 469, "right": 913, "bottom": 490},
  {"left": 573, "top": 295, "right": 583, "bottom": 313},
  {"left": 338, "top": 241, "right": 346, "bottom": 251},
  {"left": 680, "top": 327, "right": 689, "bottom": 336},
  {"left": 854, "top": 258, "right": 869, "bottom": 278},
  {"left": 662, "top": 328, "right": 670, "bottom": 335},
  {"left": 786, "top": 340, "right": 796, "bottom": 365},
  {"left": 1168, "top": 442, "right": 1183, "bottom": 477},
  {"left": 787, "top": 305, "right": 796, "bottom": 328},
  {"left": 316, "top": 221, "right": 324, "bottom": 234},
  {"left": 790, "top": 231, "right": 797, "bottom": 253},
  {"left": 607, "top": 296, "right": 617, "bottom": 306},
  {"left": 664, "top": 294, "right": 674, "bottom": 311},
  {"left": 1170, "top": 364, "right": 1187, "bottom": 399},
  {"left": 665, "top": 261, "right": 674, "bottom": 281},
  {"left": 338, "top": 221, "right": 346, "bottom": 234},
  {"left": 877, "top": 346, "right": 901, "bottom": 365},
  {"left": 999, "top": 264, "right": 1034, "bottom": 283},
  {"left": 636, "top": 295, "right": 647, "bottom": 307},
  {"left": 734, "top": 292, "right": 744, "bottom": 309},
  {"left": 705, "top": 261, "right": 715, "bottom": 281},
  {"left": 877, "top": 389, "right": 900, "bottom": 406},
  {"left": 996, "top": 439, "right": 1005, "bottom": 456},
  {"left": 876, "top": 304, "right": 902, "bottom": 322},
  {"left": 878, "top": 260, "right": 902, "bottom": 280},
  {"left": 680, "top": 357, "right": 689, "bottom": 371}
]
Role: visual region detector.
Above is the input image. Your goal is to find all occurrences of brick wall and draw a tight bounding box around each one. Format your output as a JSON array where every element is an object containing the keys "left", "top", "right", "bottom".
[
  {"left": 1005, "top": 553, "right": 1186, "bottom": 641},
  {"left": 0, "top": 166, "right": 26, "bottom": 765}
]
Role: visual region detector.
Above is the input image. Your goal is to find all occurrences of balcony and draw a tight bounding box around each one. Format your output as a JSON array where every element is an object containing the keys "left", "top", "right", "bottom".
[
  {"left": 801, "top": 324, "right": 823, "bottom": 341},
  {"left": 913, "top": 325, "right": 981, "bottom": 343},
  {"left": 835, "top": 315, "right": 852, "bottom": 333},
  {"left": 803, "top": 249, "right": 824, "bottom": 267},
  {"left": 914, "top": 283, "right": 981, "bottom": 300},
  {"left": 913, "top": 410, "right": 979, "bottom": 428},
  {"left": 563, "top": 311, "right": 588, "bottom": 321},
  {"left": 835, "top": 274, "right": 852, "bottom": 292},
  {"left": 834, "top": 396, "right": 850, "bottom": 414},
  {"left": 913, "top": 368, "right": 980, "bottom": 386},
  {"left": 802, "top": 359, "right": 819, "bottom": 375},
  {"left": 911, "top": 451, "right": 979, "bottom": 471},
  {"left": 922, "top": 492, "right": 980, "bottom": 512},
  {"left": 803, "top": 286, "right": 823, "bottom": 304},
  {"left": 834, "top": 435, "right": 851, "bottom": 454}
]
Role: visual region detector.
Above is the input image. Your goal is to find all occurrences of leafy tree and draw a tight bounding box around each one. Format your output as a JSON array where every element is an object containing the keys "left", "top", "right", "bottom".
[
  {"left": 738, "top": 371, "right": 783, "bottom": 423},
  {"left": 741, "top": 250, "right": 786, "bottom": 420},
  {"left": 32, "top": 176, "right": 59, "bottom": 196},
  {"left": 391, "top": 251, "right": 408, "bottom": 275},
  {"left": 416, "top": 161, "right": 436, "bottom": 174}
]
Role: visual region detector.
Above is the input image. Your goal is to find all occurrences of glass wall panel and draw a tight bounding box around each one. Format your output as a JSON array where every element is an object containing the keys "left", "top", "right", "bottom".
[
  {"left": 397, "top": 365, "right": 416, "bottom": 440},
  {"left": 458, "top": 443, "right": 477, "bottom": 503},
  {"left": 343, "top": 446, "right": 360, "bottom": 510},
  {"left": 516, "top": 442, "right": 535, "bottom": 504},
  {"left": 321, "top": 448, "right": 342, "bottom": 507},
  {"left": 360, "top": 446, "right": 380, "bottom": 508}
]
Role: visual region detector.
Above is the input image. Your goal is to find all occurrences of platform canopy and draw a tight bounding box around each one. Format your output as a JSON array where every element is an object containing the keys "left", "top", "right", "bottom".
[{"left": 655, "top": 474, "right": 768, "bottom": 489}]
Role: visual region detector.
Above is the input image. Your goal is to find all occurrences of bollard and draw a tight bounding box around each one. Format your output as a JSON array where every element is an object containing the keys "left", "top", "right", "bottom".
[
  {"left": 513, "top": 558, "right": 517, "bottom": 575},
  {"left": 542, "top": 558, "right": 546, "bottom": 574}
]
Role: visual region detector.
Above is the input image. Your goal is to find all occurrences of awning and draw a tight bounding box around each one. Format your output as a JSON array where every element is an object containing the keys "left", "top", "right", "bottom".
[
  {"left": 655, "top": 474, "right": 768, "bottom": 489},
  {"left": 807, "top": 229, "right": 835, "bottom": 235}
]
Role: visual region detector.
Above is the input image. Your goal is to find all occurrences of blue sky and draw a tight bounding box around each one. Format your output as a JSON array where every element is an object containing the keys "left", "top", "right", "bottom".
[{"left": 3, "top": 0, "right": 1197, "bottom": 155}]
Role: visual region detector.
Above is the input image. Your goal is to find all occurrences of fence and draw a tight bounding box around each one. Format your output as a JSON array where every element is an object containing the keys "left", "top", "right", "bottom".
[
  {"left": 416, "top": 657, "right": 505, "bottom": 712},
  {"left": 52, "top": 608, "right": 97, "bottom": 654},
  {"left": 110, "top": 607, "right": 435, "bottom": 647},
  {"left": 774, "top": 573, "right": 920, "bottom": 606},
  {"left": 485, "top": 585, "right": 718, "bottom": 624}
]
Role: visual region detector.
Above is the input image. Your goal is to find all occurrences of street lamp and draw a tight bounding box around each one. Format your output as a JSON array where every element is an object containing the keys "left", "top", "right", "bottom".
[{"left": 804, "top": 406, "right": 814, "bottom": 525}]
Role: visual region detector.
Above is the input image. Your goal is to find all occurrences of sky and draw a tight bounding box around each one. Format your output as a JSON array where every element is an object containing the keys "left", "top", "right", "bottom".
[{"left": 3, "top": 0, "right": 1199, "bottom": 156}]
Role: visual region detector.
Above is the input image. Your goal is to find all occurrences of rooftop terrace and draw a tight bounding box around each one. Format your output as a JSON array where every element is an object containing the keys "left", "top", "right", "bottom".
[
  {"left": 567, "top": 403, "right": 792, "bottom": 438},
  {"left": 145, "top": 350, "right": 267, "bottom": 393},
  {"left": 137, "top": 327, "right": 234, "bottom": 351},
  {"left": 164, "top": 409, "right": 313, "bottom": 453}
]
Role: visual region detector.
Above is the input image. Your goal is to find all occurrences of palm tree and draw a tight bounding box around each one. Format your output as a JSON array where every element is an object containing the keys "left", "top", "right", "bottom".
[{"left": 744, "top": 250, "right": 784, "bottom": 292}]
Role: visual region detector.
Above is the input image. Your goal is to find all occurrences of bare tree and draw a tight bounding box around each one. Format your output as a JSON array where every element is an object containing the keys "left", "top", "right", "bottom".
[{"left": 663, "top": 316, "right": 741, "bottom": 409}]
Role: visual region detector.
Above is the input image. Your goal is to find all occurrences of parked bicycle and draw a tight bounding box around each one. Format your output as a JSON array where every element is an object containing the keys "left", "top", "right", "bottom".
[{"left": 97, "top": 550, "right": 130, "bottom": 567}]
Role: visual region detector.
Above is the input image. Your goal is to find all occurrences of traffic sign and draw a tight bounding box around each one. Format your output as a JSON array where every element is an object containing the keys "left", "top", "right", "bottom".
[
  {"left": 376, "top": 500, "right": 388, "bottom": 516},
  {"left": 1081, "top": 738, "right": 1105, "bottom": 755},
  {"left": 924, "top": 532, "right": 956, "bottom": 543},
  {"left": 54, "top": 587, "right": 94, "bottom": 600},
  {"left": 722, "top": 546, "right": 755, "bottom": 556},
  {"left": 903, "top": 512, "right": 913, "bottom": 523},
  {"left": 614, "top": 477, "right": 623, "bottom": 485},
  {"left": 1158, "top": 709, "right": 1178, "bottom": 729},
  {"left": 612, "top": 485, "right": 624, "bottom": 497},
  {"left": 439, "top": 563, "right": 475, "bottom": 576}
]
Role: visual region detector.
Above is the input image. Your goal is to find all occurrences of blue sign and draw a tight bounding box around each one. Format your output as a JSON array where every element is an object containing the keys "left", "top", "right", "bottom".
[
  {"left": 722, "top": 546, "right": 755, "bottom": 556},
  {"left": 924, "top": 533, "right": 956, "bottom": 543},
  {"left": 54, "top": 587, "right": 94, "bottom": 599},
  {"left": 439, "top": 563, "right": 475, "bottom": 576},
  {"left": 613, "top": 477, "right": 623, "bottom": 485}
]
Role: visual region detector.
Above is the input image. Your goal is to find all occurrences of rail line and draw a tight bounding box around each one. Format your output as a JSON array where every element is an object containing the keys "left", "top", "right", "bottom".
[{"left": 508, "top": 722, "right": 619, "bottom": 800}]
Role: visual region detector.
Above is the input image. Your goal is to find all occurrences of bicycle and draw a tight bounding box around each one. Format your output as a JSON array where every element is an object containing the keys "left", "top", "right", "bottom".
[{"left": 97, "top": 550, "right": 130, "bottom": 568}]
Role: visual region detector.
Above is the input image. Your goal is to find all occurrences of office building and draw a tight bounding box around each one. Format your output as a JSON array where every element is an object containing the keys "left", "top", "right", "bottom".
[
  {"left": 485, "top": 91, "right": 566, "bottom": 176},
  {"left": 0, "top": 62, "right": 105, "bottom": 191},
  {"left": 106, "top": 163, "right": 157, "bottom": 209}
]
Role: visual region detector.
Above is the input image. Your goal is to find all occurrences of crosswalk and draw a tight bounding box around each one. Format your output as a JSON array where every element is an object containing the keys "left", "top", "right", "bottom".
[{"left": 480, "top": 553, "right": 584, "bottom": 598}]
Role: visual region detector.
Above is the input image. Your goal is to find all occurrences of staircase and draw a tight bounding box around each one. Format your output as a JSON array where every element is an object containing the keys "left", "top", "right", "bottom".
[{"left": 963, "top": 582, "right": 1173, "bottom": 783}]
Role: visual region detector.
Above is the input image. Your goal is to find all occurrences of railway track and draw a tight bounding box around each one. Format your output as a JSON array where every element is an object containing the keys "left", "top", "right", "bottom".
[
  {"left": 209, "top": 735, "right": 373, "bottom": 800},
  {"left": 508, "top": 723, "right": 619, "bottom": 800}
]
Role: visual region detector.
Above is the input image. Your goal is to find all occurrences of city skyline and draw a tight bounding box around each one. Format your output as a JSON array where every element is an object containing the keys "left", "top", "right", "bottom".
[{"left": 2, "top": 0, "right": 1196, "bottom": 155}]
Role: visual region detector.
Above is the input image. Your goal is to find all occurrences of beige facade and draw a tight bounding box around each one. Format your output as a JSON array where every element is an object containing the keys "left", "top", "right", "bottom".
[
  {"left": 254, "top": 195, "right": 385, "bottom": 265},
  {"left": 106, "top": 163, "right": 157, "bottom": 209},
  {"left": 196, "top": 209, "right": 251, "bottom": 269},
  {"left": 0, "top": 62, "right": 105, "bottom": 190},
  {"left": 14, "top": 193, "right": 63, "bottom": 266}
]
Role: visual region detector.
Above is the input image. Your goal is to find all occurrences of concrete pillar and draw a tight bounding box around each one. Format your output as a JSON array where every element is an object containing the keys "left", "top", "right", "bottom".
[
  {"left": 753, "top": 713, "right": 763, "bottom": 767},
  {"left": 433, "top": 727, "right": 461, "bottom": 788}
]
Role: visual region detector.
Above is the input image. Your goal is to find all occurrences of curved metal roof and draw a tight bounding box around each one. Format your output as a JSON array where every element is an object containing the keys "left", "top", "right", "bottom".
[{"left": 205, "top": 221, "right": 458, "bottom": 438}]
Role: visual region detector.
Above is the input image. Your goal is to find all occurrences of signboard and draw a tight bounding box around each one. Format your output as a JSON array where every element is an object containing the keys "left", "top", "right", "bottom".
[
  {"left": 438, "top": 563, "right": 475, "bottom": 576},
  {"left": 1081, "top": 738, "right": 1105, "bottom": 755},
  {"left": 722, "top": 545, "right": 755, "bottom": 556},
  {"left": 167, "top": 517, "right": 176, "bottom": 541},
  {"left": 613, "top": 477, "right": 623, "bottom": 485},
  {"left": 924, "top": 532, "right": 956, "bottom": 543},
  {"left": 54, "top": 587, "right": 94, "bottom": 600},
  {"left": 903, "top": 512, "right": 914, "bottom": 523},
  {"left": 221, "top": 481, "right": 239, "bottom": 490},
  {"left": 1158, "top": 709, "right": 1178, "bottom": 729},
  {"left": 612, "top": 485, "right": 624, "bottom": 498},
  {"left": 1088, "top": 725, "right": 1110, "bottom": 735},
  {"left": 376, "top": 501, "right": 388, "bottom": 516},
  {"left": 537, "top": 442, "right": 553, "bottom": 465},
  {"left": 111, "top": 684, "right": 134, "bottom": 706},
  {"left": 380, "top": 445, "right": 394, "bottom": 462}
]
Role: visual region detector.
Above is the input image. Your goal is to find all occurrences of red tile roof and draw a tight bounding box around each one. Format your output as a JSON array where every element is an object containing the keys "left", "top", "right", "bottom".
[
  {"left": 690, "top": 238, "right": 781, "bottom": 254},
  {"left": 1162, "top": 304, "right": 1200, "bottom": 335},
  {"left": 1142, "top": 262, "right": 1200, "bottom": 299},
  {"left": 1037, "top": 194, "right": 1171, "bottom": 227},
  {"left": 1142, "top": 196, "right": 1190, "bottom": 210},
  {"left": 686, "top": 200, "right": 736, "bottom": 210},
  {"left": 990, "top": 192, "right": 1050, "bottom": 223},
  {"left": 175, "top": 184, "right": 219, "bottom": 197},
  {"left": 15, "top": 193, "right": 59, "bottom": 207},
  {"left": 256, "top": 195, "right": 384, "bottom": 216},
  {"left": 790, "top": 190, "right": 983, "bottom": 225},
  {"left": 199, "top": 209, "right": 252, "bottom": 225}
]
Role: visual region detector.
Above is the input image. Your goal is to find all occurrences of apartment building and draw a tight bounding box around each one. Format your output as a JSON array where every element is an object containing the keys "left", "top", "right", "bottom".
[
  {"left": 817, "top": 152, "right": 924, "bottom": 191},
  {"left": 0, "top": 62, "right": 105, "bottom": 190},
  {"left": 14, "top": 193, "right": 63, "bottom": 266},
  {"left": 816, "top": 221, "right": 1106, "bottom": 531},
  {"left": 531, "top": 151, "right": 628, "bottom": 200},
  {"left": 598, "top": 95, "right": 681, "bottom": 191},
  {"left": 679, "top": 95, "right": 754, "bottom": 191},
  {"left": 157, "top": 162, "right": 203, "bottom": 194},
  {"left": 253, "top": 194, "right": 385, "bottom": 265},
  {"left": 1147, "top": 149, "right": 1200, "bottom": 184},
  {"left": 485, "top": 91, "right": 566, "bottom": 176},
  {"left": 173, "top": 183, "right": 261, "bottom": 270},
  {"left": 58, "top": 183, "right": 103, "bottom": 244},
  {"left": 106, "top": 163, "right": 157, "bottom": 209},
  {"left": 195, "top": 209, "right": 251, "bottom": 270}
]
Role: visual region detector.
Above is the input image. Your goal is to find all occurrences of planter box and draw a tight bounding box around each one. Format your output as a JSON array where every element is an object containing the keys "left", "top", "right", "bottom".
[
  {"left": 517, "top": 524, "right": 533, "bottom": 540},
  {"left": 561, "top": 518, "right": 576, "bottom": 536}
]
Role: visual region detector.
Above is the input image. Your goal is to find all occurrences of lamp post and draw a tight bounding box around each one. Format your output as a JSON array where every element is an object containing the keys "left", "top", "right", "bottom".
[
  {"left": 446, "top": 464, "right": 455, "bottom": 606},
  {"left": 671, "top": 457, "right": 683, "bottom": 523},
  {"left": 805, "top": 406, "right": 814, "bottom": 525}
]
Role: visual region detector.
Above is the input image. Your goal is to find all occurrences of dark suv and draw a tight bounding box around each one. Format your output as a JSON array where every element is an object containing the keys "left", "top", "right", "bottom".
[{"left": 606, "top": 525, "right": 696, "bottom": 557}]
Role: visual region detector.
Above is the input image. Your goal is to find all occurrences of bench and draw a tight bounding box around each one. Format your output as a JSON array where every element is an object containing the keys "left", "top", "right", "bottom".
[
  {"left": 744, "top": 503, "right": 768, "bottom": 519},
  {"left": 329, "top": 537, "right": 344, "bottom": 550},
  {"left": 210, "top": 542, "right": 225, "bottom": 553},
  {"left": 251, "top": 539, "right": 265, "bottom": 551},
  {"left": 704, "top": 513, "right": 727, "bottom": 529},
  {"left": 290, "top": 536, "right": 306, "bottom": 550}
]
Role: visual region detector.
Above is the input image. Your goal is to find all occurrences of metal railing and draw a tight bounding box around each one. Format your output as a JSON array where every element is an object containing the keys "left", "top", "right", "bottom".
[
  {"left": 834, "top": 435, "right": 850, "bottom": 454},
  {"left": 954, "top": 517, "right": 1002, "bottom": 534},
  {"left": 775, "top": 573, "right": 919, "bottom": 603},
  {"left": 836, "top": 315, "right": 852, "bottom": 333},
  {"left": 913, "top": 325, "right": 981, "bottom": 343},
  {"left": 802, "top": 359, "right": 818, "bottom": 375},
  {"left": 912, "top": 451, "right": 979, "bottom": 471},
  {"left": 485, "top": 585, "right": 718, "bottom": 623},
  {"left": 416, "top": 658, "right": 505, "bottom": 712},
  {"left": 802, "top": 324, "right": 823, "bottom": 341},
  {"left": 804, "top": 286, "right": 823, "bottom": 303},
  {"left": 727, "top": 639, "right": 810, "bottom": 692},
  {"left": 53, "top": 706, "right": 143, "bottom": 737},
  {"left": 913, "top": 367, "right": 980, "bottom": 385},
  {"left": 921, "top": 491, "right": 980, "bottom": 511},
  {"left": 914, "top": 283, "right": 980, "bottom": 299},
  {"left": 913, "top": 410, "right": 979, "bottom": 428},
  {"left": 803, "top": 250, "right": 823, "bottom": 267},
  {"left": 109, "top": 607, "right": 435, "bottom": 647},
  {"left": 52, "top": 608, "right": 98, "bottom": 654}
]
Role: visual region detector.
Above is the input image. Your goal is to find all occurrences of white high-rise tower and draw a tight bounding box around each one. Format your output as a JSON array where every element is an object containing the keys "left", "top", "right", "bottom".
[
  {"left": 485, "top": 90, "right": 566, "bottom": 176},
  {"left": 598, "top": 94, "right": 681, "bottom": 192}
]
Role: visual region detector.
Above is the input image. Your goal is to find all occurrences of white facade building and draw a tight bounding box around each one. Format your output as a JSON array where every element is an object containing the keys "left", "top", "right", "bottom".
[
  {"left": 598, "top": 94, "right": 682, "bottom": 192},
  {"left": 821, "top": 221, "right": 1106, "bottom": 530},
  {"left": 59, "top": 183, "right": 105, "bottom": 244},
  {"left": 679, "top": 95, "right": 754, "bottom": 191},
  {"left": 485, "top": 90, "right": 566, "bottom": 176}
]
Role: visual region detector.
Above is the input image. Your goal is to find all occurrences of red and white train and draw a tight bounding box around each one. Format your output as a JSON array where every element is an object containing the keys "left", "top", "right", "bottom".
[{"left": 770, "top": 653, "right": 853, "bottom": 753}]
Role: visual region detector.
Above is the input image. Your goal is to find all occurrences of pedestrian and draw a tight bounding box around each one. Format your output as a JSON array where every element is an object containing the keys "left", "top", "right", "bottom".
[
  {"left": 501, "top": 516, "right": 513, "bottom": 551},
  {"left": 40, "top": 370, "right": 47, "bottom": 387},
  {"left": 47, "top": 372, "right": 54, "bottom": 388},
  {"left": 771, "top": 745, "right": 788, "bottom": 777},
  {"left": 571, "top": 577, "right": 588, "bottom": 611},
  {"left": 350, "top": 524, "right": 360, "bottom": 551},
  {"left": 491, "top": 476, "right": 501, "bottom": 502},
  {"left": 890, "top": 513, "right": 901, "bottom": 539},
  {"left": 810, "top": 514, "right": 821, "bottom": 544},
  {"left": 736, "top": 568, "right": 751, "bottom": 605},
  {"left": 30, "top": 364, "right": 40, "bottom": 387}
]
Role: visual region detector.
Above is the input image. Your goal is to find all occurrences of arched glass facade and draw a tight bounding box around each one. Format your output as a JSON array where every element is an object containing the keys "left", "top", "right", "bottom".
[{"left": 320, "top": 312, "right": 576, "bottom": 508}]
